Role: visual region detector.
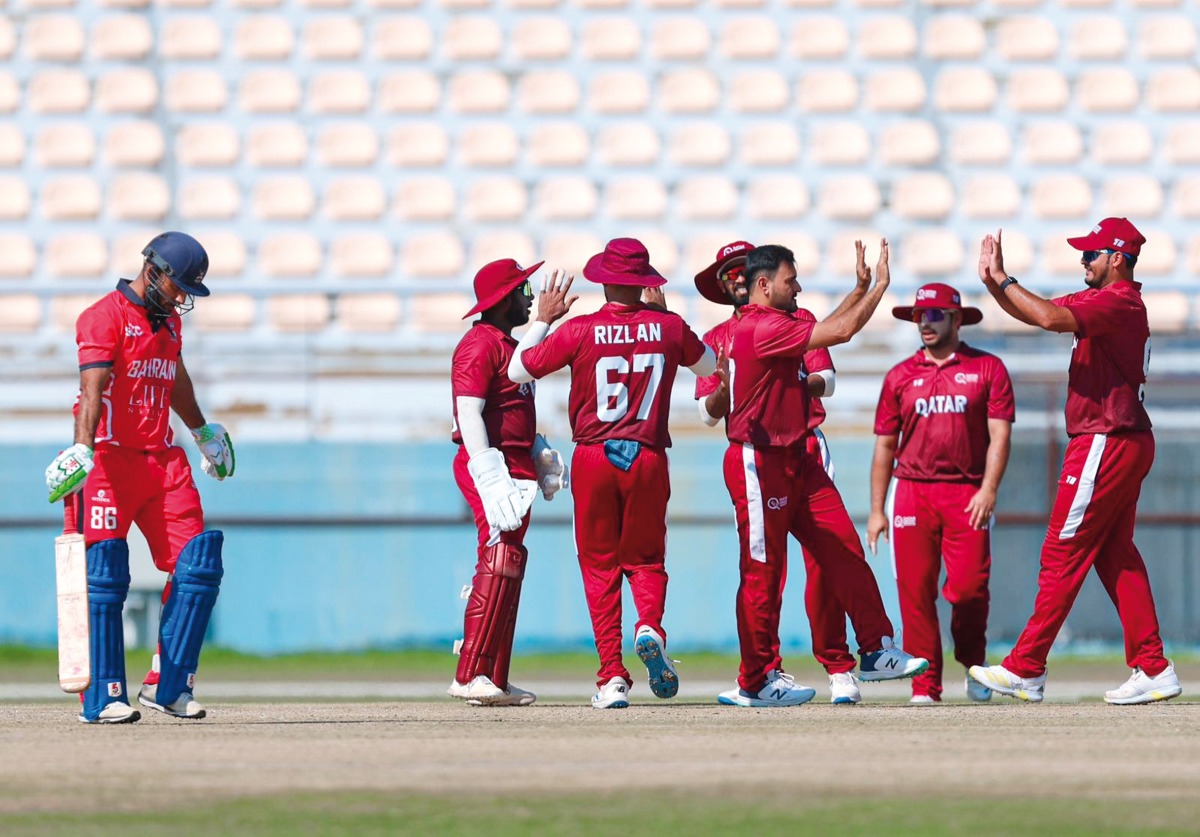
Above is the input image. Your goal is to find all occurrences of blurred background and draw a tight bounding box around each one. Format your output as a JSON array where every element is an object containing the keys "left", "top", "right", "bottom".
[{"left": 0, "top": 0, "right": 1197, "bottom": 657}]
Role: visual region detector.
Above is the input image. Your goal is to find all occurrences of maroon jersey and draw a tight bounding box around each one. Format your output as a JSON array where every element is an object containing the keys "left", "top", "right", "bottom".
[
  {"left": 1052, "top": 280, "right": 1152, "bottom": 436},
  {"left": 75, "top": 281, "right": 184, "bottom": 451},
  {"left": 874, "top": 343, "right": 1015, "bottom": 483},
  {"left": 726, "top": 303, "right": 815, "bottom": 448},
  {"left": 451, "top": 321, "right": 536, "bottom": 453},
  {"left": 521, "top": 302, "right": 706, "bottom": 447}
]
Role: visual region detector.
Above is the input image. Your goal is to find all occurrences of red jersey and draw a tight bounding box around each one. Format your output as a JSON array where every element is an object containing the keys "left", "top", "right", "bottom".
[
  {"left": 874, "top": 343, "right": 1016, "bottom": 483},
  {"left": 1053, "top": 280, "right": 1153, "bottom": 436},
  {"left": 451, "top": 321, "right": 536, "bottom": 452},
  {"left": 726, "top": 303, "right": 816, "bottom": 449},
  {"left": 696, "top": 308, "right": 832, "bottom": 431},
  {"left": 75, "top": 281, "right": 184, "bottom": 451},
  {"left": 521, "top": 302, "right": 707, "bottom": 447}
]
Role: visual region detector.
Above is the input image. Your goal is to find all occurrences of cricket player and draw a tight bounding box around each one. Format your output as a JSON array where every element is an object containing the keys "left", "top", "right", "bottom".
[
  {"left": 970, "top": 220, "right": 1183, "bottom": 704},
  {"left": 868, "top": 283, "right": 1015, "bottom": 704},
  {"left": 718, "top": 241, "right": 929, "bottom": 707},
  {"left": 44, "top": 232, "right": 235, "bottom": 724},
  {"left": 693, "top": 240, "right": 866, "bottom": 705},
  {"left": 508, "top": 238, "right": 716, "bottom": 709},
  {"left": 448, "top": 258, "right": 567, "bottom": 707}
]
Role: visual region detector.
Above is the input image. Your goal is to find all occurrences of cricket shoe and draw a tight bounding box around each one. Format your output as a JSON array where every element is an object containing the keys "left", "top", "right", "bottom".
[
  {"left": 468, "top": 683, "right": 537, "bottom": 707},
  {"left": 718, "top": 670, "right": 816, "bottom": 707},
  {"left": 858, "top": 637, "right": 929, "bottom": 682},
  {"left": 634, "top": 625, "right": 679, "bottom": 699},
  {"left": 138, "top": 684, "right": 207, "bottom": 719},
  {"left": 447, "top": 675, "right": 504, "bottom": 703},
  {"left": 910, "top": 694, "right": 938, "bottom": 705},
  {"left": 965, "top": 668, "right": 993, "bottom": 702},
  {"left": 78, "top": 702, "right": 141, "bottom": 724},
  {"left": 968, "top": 664, "right": 1045, "bottom": 703},
  {"left": 592, "top": 677, "right": 630, "bottom": 710},
  {"left": 828, "top": 671, "right": 861, "bottom": 705},
  {"left": 1103, "top": 663, "right": 1182, "bottom": 705}
]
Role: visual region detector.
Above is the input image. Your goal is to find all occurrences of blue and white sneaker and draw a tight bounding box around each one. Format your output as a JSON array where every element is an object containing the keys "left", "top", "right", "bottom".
[
  {"left": 828, "top": 671, "right": 861, "bottom": 704},
  {"left": 859, "top": 637, "right": 929, "bottom": 682},
  {"left": 965, "top": 668, "right": 993, "bottom": 702},
  {"left": 591, "top": 677, "right": 630, "bottom": 709},
  {"left": 634, "top": 625, "right": 679, "bottom": 699},
  {"left": 718, "top": 670, "right": 816, "bottom": 707},
  {"left": 968, "top": 664, "right": 1045, "bottom": 703}
]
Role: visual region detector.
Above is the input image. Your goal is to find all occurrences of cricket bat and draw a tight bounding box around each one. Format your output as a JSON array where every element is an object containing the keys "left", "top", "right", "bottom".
[{"left": 55, "top": 495, "right": 90, "bottom": 693}]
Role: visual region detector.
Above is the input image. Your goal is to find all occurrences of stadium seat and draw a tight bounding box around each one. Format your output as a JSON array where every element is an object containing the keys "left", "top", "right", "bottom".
[
  {"left": 465, "top": 177, "right": 528, "bottom": 221},
  {"left": 879, "top": 120, "right": 940, "bottom": 165},
  {"left": 374, "top": 18, "right": 433, "bottom": 59},
  {"left": 330, "top": 234, "right": 393, "bottom": 277},
  {"left": 528, "top": 123, "right": 589, "bottom": 167},
  {"left": 176, "top": 123, "right": 239, "bottom": 167},
  {"left": 961, "top": 174, "right": 1021, "bottom": 218},
  {"left": 1127, "top": 231, "right": 1174, "bottom": 276},
  {"left": 267, "top": 295, "right": 331, "bottom": 333},
  {"left": 240, "top": 70, "right": 302, "bottom": 113},
  {"left": 604, "top": 177, "right": 668, "bottom": 220},
  {"left": 92, "top": 15, "right": 154, "bottom": 59},
  {"left": 41, "top": 175, "right": 101, "bottom": 220},
  {"left": 1146, "top": 68, "right": 1200, "bottom": 111},
  {"left": 234, "top": 16, "right": 294, "bottom": 59},
  {"left": 457, "top": 123, "right": 518, "bottom": 168},
  {"left": 866, "top": 68, "right": 926, "bottom": 112},
  {"left": 302, "top": 0, "right": 353, "bottom": 8},
  {"left": 303, "top": 17, "right": 363, "bottom": 59},
  {"left": 388, "top": 123, "right": 448, "bottom": 166},
  {"left": 676, "top": 175, "right": 738, "bottom": 220},
  {"left": 669, "top": 123, "right": 731, "bottom": 167},
  {"left": 1031, "top": 174, "right": 1092, "bottom": 218},
  {"left": 725, "top": 69, "right": 788, "bottom": 113},
  {"left": 1058, "top": 0, "right": 1111, "bottom": 7},
  {"left": 720, "top": 16, "right": 781, "bottom": 59},
  {"left": 35, "top": 123, "right": 94, "bottom": 168},
  {"left": 201, "top": 231, "right": 248, "bottom": 277},
  {"left": 51, "top": 296, "right": 100, "bottom": 333},
  {"left": 659, "top": 69, "right": 720, "bottom": 113},
  {"left": 395, "top": 177, "right": 456, "bottom": 221},
  {"left": 0, "top": 125, "right": 23, "bottom": 167},
  {"left": 46, "top": 234, "right": 108, "bottom": 278},
  {"left": 1188, "top": 234, "right": 1200, "bottom": 275},
  {"left": 443, "top": 17, "right": 503, "bottom": 60},
  {"left": 97, "top": 69, "right": 159, "bottom": 113},
  {"left": 1078, "top": 68, "right": 1139, "bottom": 111},
  {"left": 0, "top": 177, "right": 30, "bottom": 220},
  {"left": 0, "top": 234, "right": 36, "bottom": 278},
  {"left": 810, "top": 122, "right": 870, "bottom": 165},
  {"left": 162, "top": 0, "right": 214, "bottom": 6},
  {"left": 161, "top": 16, "right": 221, "bottom": 58},
  {"left": 1069, "top": 16, "right": 1127, "bottom": 59},
  {"left": 745, "top": 175, "right": 809, "bottom": 219},
  {"left": 580, "top": 17, "right": 638, "bottom": 60},
  {"left": 379, "top": 72, "right": 441, "bottom": 112},
  {"left": 1091, "top": 121, "right": 1153, "bottom": 164},
  {"left": 0, "top": 20, "right": 14, "bottom": 60},
  {"left": 578, "top": 0, "right": 629, "bottom": 7},
  {"left": 543, "top": 232, "right": 603, "bottom": 274},
  {"left": 0, "top": 294, "right": 41, "bottom": 332},
  {"left": 988, "top": 228, "right": 1033, "bottom": 274},
  {"left": 596, "top": 122, "right": 660, "bottom": 165},
  {"left": 506, "top": 0, "right": 559, "bottom": 7},
  {"left": 518, "top": 70, "right": 581, "bottom": 114},
  {"left": 469, "top": 232, "right": 537, "bottom": 268},
  {"left": 997, "top": 17, "right": 1060, "bottom": 60},
  {"left": 514, "top": 18, "right": 572, "bottom": 60},
  {"left": 650, "top": 18, "right": 711, "bottom": 60},
  {"left": 0, "top": 81, "right": 15, "bottom": 114},
  {"left": 1137, "top": 16, "right": 1196, "bottom": 59},
  {"left": 370, "top": 0, "right": 422, "bottom": 7},
  {"left": 110, "top": 173, "right": 170, "bottom": 221},
  {"left": 561, "top": 294, "right": 607, "bottom": 322},
  {"left": 165, "top": 70, "right": 226, "bottom": 113},
  {"left": 858, "top": 16, "right": 917, "bottom": 59},
  {"left": 818, "top": 175, "right": 880, "bottom": 220},
  {"left": 631, "top": 231, "right": 678, "bottom": 275},
  {"left": 259, "top": 233, "right": 322, "bottom": 277},
  {"left": 1174, "top": 176, "right": 1200, "bottom": 217},
  {"left": 901, "top": 229, "right": 964, "bottom": 276},
  {"left": 949, "top": 121, "right": 1011, "bottom": 165},
  {"left": 1142, "top": 291, "right": 1191, "bottom": 333},
  {"left": 739, "top": 122, "right": 800, "bottom": 166},
  {"left": 1007, "top": 68, "right": 1069, "bottom": 112},
  {"left": 309, "top": 71, "right": 371, "bottom": 114},
  {"left": 1165, "top": 122, "right": 1200, "bottom": 164},
  {"left": 922, "top": 16, "right": 985, "bottom": 59},
  {"left": 337, "top": 293, "right": 401, "bottom": 332},
  {"left": 1041, "top": 234, "right": 1090, "bottom": 275},
  {"left": 448, "top": 70, "right": 510, "bottom": 113},
  {"left": 408, "top": 293, "right": 475, "bottom": 333},
  {"left": 534, "top": 177, "right": 597, "bottom": 220},
  {"left": 892, "top": 173, "right": 954, "bottom": 220},
  {"left": 104, "top": 122, "right": 164, "bottom": 167},
  {"left": 246, "top": 123, "right": 308, "bottom": 166},
  {"left": 316, "top": 123, "right": 378, "bottom": 167},
  {"left": 789, "top": 235, "right": 821, "bottom": 277},
  {"left": 178, "top": 176, "right": 241, "bottom": 219},
  {"left": 193, "top": 294, "right": 257, "bottom": 333},
  {"left": 798, "top": 70, "right": 858, "bottom": 112},
  {"left": 401, "top": 232, "right": 465, "bottom": 278},
  {"left": 323, "top": 177, "right": 386, "bottom": 221},
  {"left": 787, "top": 17, "right": 848, "bottom": 59},
  {"left": 25, "top": 15, "right": 85, "bottom": 61},
  {"left": 109, "top": 230, "right": 158, "bottom": 278},
  {"left": 933, "top": 68, "right": 997, "bottom": 112},
  {"left": 589, "top": 71, "right": 650, "bottom": 113},
  {"left": 1021, "top": 121, "right": 1083, "bottom": 164}
]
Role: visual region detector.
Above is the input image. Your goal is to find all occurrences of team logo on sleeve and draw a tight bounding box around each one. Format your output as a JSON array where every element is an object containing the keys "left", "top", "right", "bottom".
[{"left": 125, "top": 324, "right": 143, "bottom": 337}]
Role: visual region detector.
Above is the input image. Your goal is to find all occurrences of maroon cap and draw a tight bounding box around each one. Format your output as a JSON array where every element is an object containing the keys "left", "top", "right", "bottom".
[
  {"left": 694, "top": 240, "right": 754, "bottom": 305},
  {"left": 463, "top": 258, "right": 545, "bottom": 319},
  {"left": 1066, "top": 217, "right": 1146, "bottom": 257},
  {"left": 582, "top": 238, "right": 667, "bottom": 288},
  {"left": 892, "top": 282, "right": 982, "bottom": 326}
]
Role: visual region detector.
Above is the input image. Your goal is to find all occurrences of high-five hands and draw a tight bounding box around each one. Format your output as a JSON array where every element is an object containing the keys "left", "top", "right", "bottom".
[
  {"left": 537, "top": 270, "right": 578, "bottom": 324},
  {"left": 978, "top": 229, "right": 1006, "bottom": 284}
]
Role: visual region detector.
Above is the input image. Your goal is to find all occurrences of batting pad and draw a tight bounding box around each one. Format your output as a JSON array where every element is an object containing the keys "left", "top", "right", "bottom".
[
  {"left": 157, "top": 530, "right": 224, "bottom": 707},
  {"left": 456, "top": 543, "right": 527, "bottom": 689},
  {"left": 83, "top": 539, "right": 131, "bottom": 722}
]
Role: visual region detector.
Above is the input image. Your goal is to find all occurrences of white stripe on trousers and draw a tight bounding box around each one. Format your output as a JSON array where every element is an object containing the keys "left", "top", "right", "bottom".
[
  {"left": 884, "top": 477, "right": 898, "bottom": 579},
  {"left": 812, "top": 427, "right": 835, "bottom": 482},
  {"left": 741, "top": 444, "right": 767, "bottom": 563},
  {"left": 1058, "top": 433, "right": 1107, "bottom": 540}
]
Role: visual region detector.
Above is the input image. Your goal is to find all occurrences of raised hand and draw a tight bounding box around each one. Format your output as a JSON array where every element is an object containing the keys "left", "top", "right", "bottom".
[
  {"left": 642, "top": 286, "right": 667, "bottom": 312},
  {"left": 854, "top": 240, "right": 872, "bottom": 288},
  {"left": 874, "top": 238, "right": 890, "bottom": 287},
  {"left": 979, "top": 229, "right": 1006, "bottom": 284},
  {"left": 978, "top": 234, "right": 994, "bottom": 283},
  {"left": 714, "top": 344, "right": 729, "bottom": 389},
  {"left": 537, "top": 269, "right": 578, "bottom": 324}
]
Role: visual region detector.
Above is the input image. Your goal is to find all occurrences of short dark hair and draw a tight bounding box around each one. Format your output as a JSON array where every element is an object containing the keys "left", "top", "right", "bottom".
[{"left": 745, "top": 245, "right": 795, "bottom": 284}]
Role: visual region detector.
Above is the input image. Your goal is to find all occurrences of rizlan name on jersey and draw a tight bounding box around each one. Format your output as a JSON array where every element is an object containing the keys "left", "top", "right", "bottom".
[{"left": 593, "top": 323, "right": 663, "bottom": 345}]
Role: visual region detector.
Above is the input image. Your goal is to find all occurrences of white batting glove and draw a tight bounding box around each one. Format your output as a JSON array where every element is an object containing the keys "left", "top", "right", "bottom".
[
  {"left": 46, "top": 443, "right": 94, "bottom": 503},
  {"left": 190, "top": 423, "right": 236, "bottom": 480},
  {"left": 532, "top": 434, "right": 568, "bottom": 501},
  {"left": 467, "top": 448, "right": 526, "bottom": 532}
]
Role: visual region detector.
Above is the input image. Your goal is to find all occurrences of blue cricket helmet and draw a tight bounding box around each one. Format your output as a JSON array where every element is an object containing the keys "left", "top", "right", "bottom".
[{"left": 142, "top": 232, "right": 210, "bottom": 297}]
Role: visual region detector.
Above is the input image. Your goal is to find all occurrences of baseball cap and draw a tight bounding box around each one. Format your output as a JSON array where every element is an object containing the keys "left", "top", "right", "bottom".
[
  {"left": 892, "top": 282, "right": 982, "bottom": 325},
  {"left": 142, "top": 232, "right": 210, "bottom": 297},
  {"left": 1066, "top": 217, "right": 1146, "bottom": 257}
]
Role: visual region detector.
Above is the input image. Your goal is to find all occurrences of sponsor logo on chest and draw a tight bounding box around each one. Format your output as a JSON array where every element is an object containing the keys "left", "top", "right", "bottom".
[
  {"left": 593, "top": 322, "right": 662, "bottom": 345},
  {"left": 914, "top": 394, "right": 968, "bottom": 417},
  {"left": 126, "top": 358, "right": 178, "bottom": 381}
]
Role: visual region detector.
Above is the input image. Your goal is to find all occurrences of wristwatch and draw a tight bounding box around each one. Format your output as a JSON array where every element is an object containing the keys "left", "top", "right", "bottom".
[{"left": 999, "top": 275, "right": 1019, "bottom": 291}]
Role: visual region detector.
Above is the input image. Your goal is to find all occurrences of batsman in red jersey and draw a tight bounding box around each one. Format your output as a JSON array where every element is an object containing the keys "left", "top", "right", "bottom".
[
  {"left": 44, "top": 232, "right": 236, "bottom": 724},
  {"left": 509, "top": 238, "right": 716, "bottom": 709},
  {"left": 970, "top": 219, "right": 1183, "bottom": 704},
  {"left": 868, "top": 283, "right": 1015, "bottom": 704},
  {"left": 447, "top": 258, "right": 568, "bottom": 708},
  {"left": 717, "top": 242, "right": 929, "bottom": 708},
  {"left": 693, "top": 240, "right": 866, "bottom": 705}
]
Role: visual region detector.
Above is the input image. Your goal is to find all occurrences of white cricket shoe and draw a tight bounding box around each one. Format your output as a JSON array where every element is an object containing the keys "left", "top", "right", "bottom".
[
  {"left": 591, "top": 677, "right": 630, "bottom": 709},
  {"left": 634, "top": 625, "right": 679, "bottom": 699},
  {"left": 468, "top": 683, "right": 537, "bottom": 707},
  {"left": 968, "top": 664, "right": 1045, "bottom": 703},
  {"left": 78, "top": 702, "right": 141, "bottom": 724},
  {"left": 447, "top": 675, "right": 504, "bottom": 703},
  {"left": 910, "top": 694, "right": 938, "bottom": 705},
  {"left": 718, "top": 670, "right": 816, "bottom": 707},
  {"left": 965, "top": 668, "right": 993, "bottom": 702},
  {"left": 1103, "top": 663, "right": 1182, "bottom": 705},
  {"left": 828, "top": 671, "right": 861, "bottom": 705},
  {"left": 138, "top": 684, "right": 206, "bottom": 719},
  {"left": 858, "top": 637, "right": 930, "bottom": 682}
]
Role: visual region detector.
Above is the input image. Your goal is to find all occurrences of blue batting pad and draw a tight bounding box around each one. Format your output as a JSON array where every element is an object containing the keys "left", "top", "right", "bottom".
[
  {"left": 82, "top": 539, "right": 131, "bottom": 722},
  {"left": 156, "top": 530, "right": 224, "bottom": 706}
]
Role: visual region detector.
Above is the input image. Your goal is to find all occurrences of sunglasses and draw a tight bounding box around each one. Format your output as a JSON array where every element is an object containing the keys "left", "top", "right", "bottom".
[
  {"left": 1081, "top": 248, "right": 1134, "bottom": 264},
  {"left": 912, "top": 309, "right": 952, "bottom": 324},
  {"left": 516, "top": 279, "right": 533, "bottom": 298},
  {"left": 720, "top": 265, "right": 746, "bottom": 283}
]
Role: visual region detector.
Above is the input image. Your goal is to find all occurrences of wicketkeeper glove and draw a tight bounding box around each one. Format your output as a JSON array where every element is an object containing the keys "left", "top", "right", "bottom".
[
  {"left": 190, "top": 423, "right": 236, "bottom": 480},
  {"left": 468, "top": 447, "right": 527, "bottom": 532},
  {"left": 532, "top": 434, "right": 568, "bottom": 501},
  {"left": 46, "top": 443, "right": 94, "bottom": 503}
]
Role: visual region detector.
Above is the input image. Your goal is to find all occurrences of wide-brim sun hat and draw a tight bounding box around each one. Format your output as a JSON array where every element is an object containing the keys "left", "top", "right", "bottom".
[
  {"left": 582, "top": 238, "right": 667, "bottom": 288},
  {"left": 463, "top": 258, "right": 545, "bottom": 318},
  {"left": 694, "top": 240, "right": 754, "bottom": 305}
]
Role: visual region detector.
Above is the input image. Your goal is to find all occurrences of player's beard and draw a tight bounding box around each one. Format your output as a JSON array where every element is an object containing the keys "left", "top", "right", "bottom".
[{"left": 507, "top": 298, "right": 532, "bottom": 329}]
